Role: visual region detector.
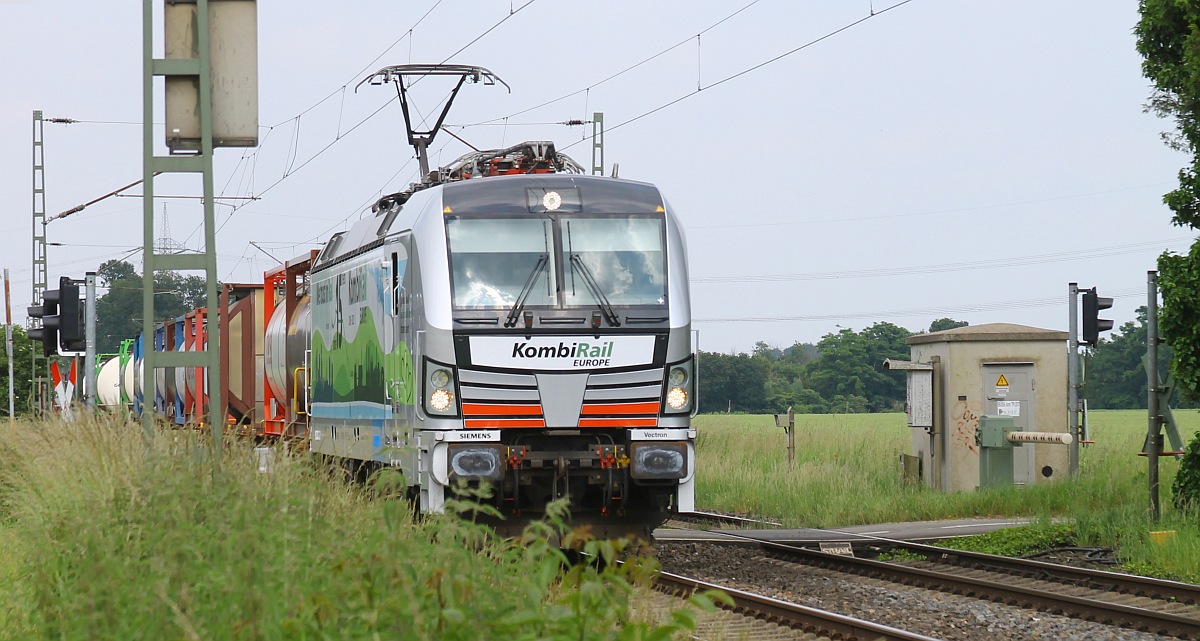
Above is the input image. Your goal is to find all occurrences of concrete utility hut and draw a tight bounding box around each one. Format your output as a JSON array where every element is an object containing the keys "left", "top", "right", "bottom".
[{"left": 889, "top": 323, "right": 1070, "bottom": 493}]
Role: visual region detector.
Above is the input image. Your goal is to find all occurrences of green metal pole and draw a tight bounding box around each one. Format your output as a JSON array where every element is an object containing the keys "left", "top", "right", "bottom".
[
  {"left": 196, "top": 0, "right": 224, "bottom": 453},
  {"left": 143, "top": 0, "right": 223, "bottom": 456},
  {"left": 31, "top": 111, "right": 47, "bottom": 414},
  {"left": 141, "top": 0, "right": 156, "bottom": 442}
]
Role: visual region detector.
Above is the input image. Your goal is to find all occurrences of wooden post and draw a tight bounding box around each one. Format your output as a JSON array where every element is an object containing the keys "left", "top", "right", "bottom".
[
  {"left": 1148, "top": 271, "right": 1161, "bottom": 523},
  {"left": 776, "top": 406, "right": 795, "bottom": 470},
  {"left": 4, "top": 268, "right": 14, "bottom": 430}
]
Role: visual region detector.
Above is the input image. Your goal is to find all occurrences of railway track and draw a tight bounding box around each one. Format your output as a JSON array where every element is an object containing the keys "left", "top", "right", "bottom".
[
  {"left": 666, "top": 509, "right": 783, "bottom": 529},
  {"left": 697, "top": 530, "right": 1200, "bottom": 638},
  {"left": 646, "top": 570, "right": 942, "bottom": 641}
]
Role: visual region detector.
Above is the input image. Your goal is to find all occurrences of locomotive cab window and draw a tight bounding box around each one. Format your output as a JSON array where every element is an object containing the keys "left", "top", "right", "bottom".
[
  {"left": 563, "top": 217, "right": 665, "bottom": 307},
  {"left": 446, "top": 217, "right": 557, "bottom": 309},
  {"left": 446, "top": 213, "right": 666, "bottom": 311}
]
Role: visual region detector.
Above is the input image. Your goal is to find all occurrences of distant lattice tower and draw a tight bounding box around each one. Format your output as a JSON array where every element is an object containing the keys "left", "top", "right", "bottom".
[{"left": 154, "top": 204, "right": 184, "bottom": 255}]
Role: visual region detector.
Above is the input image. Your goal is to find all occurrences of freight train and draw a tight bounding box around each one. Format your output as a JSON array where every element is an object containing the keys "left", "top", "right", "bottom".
[{"left": 95, "top": 140, "right": 697, "bottom": 538}]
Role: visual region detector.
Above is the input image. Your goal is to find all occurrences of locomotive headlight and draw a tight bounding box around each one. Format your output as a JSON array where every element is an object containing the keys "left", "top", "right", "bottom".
[
  {"left": 424, "top": 359, "right": 459, "bottom": 416},
  {"left": 666, "top": 387, "right": 688, "bottom": 410},
  {"left": 662, "top": 358, "right": 694, "bottom": 414},
  {"left": 429, "top": 388, "right": 454, "bottom": 412},
  {"left": 629, "top": 442, "right": 688, "bottom": 479},
  {"left": 448, "top": 444, "right": 503, "bottom": 481}
]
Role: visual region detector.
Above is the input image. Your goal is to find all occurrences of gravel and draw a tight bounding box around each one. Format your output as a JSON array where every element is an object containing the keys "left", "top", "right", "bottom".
[{"left": 655, "top": 542, "right": 1170, "bottom": 641}]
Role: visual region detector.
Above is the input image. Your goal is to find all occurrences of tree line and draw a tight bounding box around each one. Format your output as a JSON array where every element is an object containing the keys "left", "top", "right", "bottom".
[
  {"left": 697, "top": 318, "right": 963, "bottom": 415},
  {"left": 698, "top": 313, "right": 1174, "bottom": 415}
]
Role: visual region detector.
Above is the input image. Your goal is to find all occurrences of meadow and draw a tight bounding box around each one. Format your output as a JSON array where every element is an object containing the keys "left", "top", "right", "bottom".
[
  {"left": 0, "top": 417, "right": 715, "bottom": 640},
  {"left": 1, "top": 409, "right": 1197, "bottom": 638},
  {"left": 693, "top": 409, "right": 1200, "bottom": 580}
]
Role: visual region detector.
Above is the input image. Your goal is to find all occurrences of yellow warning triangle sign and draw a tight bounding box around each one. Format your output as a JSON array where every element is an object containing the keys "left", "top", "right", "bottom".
[{"left": 995, "top": 374, "right": 1009, "bottom": 386}]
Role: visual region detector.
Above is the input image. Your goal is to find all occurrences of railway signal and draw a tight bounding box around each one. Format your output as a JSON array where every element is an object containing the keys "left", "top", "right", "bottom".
[
  {"left": 26, "top": 286, "right": 61, "bottom": 356},
  {"left": 25, "top": 276, "right": 84, "bottom": 356},
  {"left": 1081, "top": 287, "right": 1114, "bottom": 345},
  {"left": 57, "top": 276, "right": 84, "bottom": 352}
]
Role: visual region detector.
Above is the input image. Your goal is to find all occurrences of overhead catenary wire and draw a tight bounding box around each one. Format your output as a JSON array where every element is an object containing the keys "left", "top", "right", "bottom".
[
  {"left": 208, "top": 0, "right": 758, "bottom": 256},
  {"left": 115, "top": 0, "right": 1157, "bottom": 348},
  {"left": 193, "top": 0, "right": 894, "bottom": 267},
  {"left": 558, "top": 0, "right": 916, "bottom": 153},
  {"left": 690, "top": 238, "right": 1194, "bottom": 284},
  {"left": 458, "top": 0, "right": 766, "bottom": 129},
  {"left": 203, "top": 2, "right": 539, "bottom": 244},
  {"left": 210, "top": 0, "right": 785, "bottom": 258},
  {"left": 176, "top": 0, "right": 452, "bottom": 246},
  {"left": 694, "top": 287, "right": 1145, "bottom": 325},
  {"left": 689, "top": 182, "right": 1177, "bottom": 230}
]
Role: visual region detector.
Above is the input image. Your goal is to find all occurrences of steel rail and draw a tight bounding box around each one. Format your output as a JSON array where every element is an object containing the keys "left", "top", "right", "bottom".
[
  {"left": 655, "top": 570, "right": 943, "bottom": 641},
  {"left": 669, "top": 510, "right": 782, "bottom": 529},
  {"left": 884, "top": 538, "right": 1200, "bottom": 606},
  {"left": 699, "top": 531, "right": 1200, "bottom": 638},
  {"left": 687, "top": 526, "right": 1200, "bottom": 610}
]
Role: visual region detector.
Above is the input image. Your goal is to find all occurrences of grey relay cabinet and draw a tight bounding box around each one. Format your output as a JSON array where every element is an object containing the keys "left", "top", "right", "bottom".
[{"left": 885, "top": 323, "right": 1070, "bottom": 493}]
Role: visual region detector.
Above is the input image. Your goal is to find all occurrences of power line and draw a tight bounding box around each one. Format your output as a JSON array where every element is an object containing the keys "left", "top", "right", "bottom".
[
  {"left": 203, "top": 3, "right": 539, "bottom": 245},
  {"left": 691, "top": 238, "right": 1194, "bottom": 284},
  {"left": 689, "top": 183, "right": 1176, "bottom": 230},
  {"left": 211, "top": 0, "right": 762, "bottom": 256},
  {"left": 694, "top": 286, "right": 1145, "bottom": 324},
  {"left": 202, "top": 0, "right": 895, "bottom": 268},
  {"left": 560, "top": 0, "right": 916, "bottom": 152},
  {"left": 459, "top": 0, "right": 765, "bottom": 128},
  {"left": 259, "top": 2, "right": 761, "bottom": 251},
  {"left": 265, "top": 1, "right": 448, "bottom": 129}
]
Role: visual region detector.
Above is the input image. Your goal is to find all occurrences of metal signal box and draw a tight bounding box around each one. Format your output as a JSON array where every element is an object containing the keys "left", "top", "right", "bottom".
[
  {"left": 979, "top": 415, "right": 1017, "bottom": 489},
  {"left": 894, "top": 323, "right": 1069, "bottom": 493},
  {"left": 979, "top": 415, "right": 1016, "bottom": 449}
]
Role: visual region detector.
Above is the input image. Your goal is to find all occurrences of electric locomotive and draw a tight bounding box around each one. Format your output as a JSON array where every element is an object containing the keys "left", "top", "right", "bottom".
[
  {"left": 306, "top": 141, "right": 696, "bottom": 537},
  {"left": 102, "top": 65, "right": 696, "bottom": 538}
]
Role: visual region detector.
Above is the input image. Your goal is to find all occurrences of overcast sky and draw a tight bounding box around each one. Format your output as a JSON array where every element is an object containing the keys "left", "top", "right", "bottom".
[{"left": 0, "top": 1, "right": 1191, "bottom": 354}]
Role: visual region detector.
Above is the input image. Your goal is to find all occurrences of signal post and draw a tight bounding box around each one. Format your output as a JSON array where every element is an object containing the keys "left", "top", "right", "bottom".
[{"left": 142, "top": 0, "right": 258, "bottom": 446}]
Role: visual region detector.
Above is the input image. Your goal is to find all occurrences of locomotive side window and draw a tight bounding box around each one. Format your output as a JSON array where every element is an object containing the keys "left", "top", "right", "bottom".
[
  {"left": 446, "top": 217, "right": 557, "bottom": 309},
  {"left": 563, "top": 217, "right": 665, "bottom": 307}
]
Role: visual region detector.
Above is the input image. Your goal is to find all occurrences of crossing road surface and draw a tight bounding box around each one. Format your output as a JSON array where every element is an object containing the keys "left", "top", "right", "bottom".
[{"left": 654, "top": 517, "right": 1034, "bottom": 545}]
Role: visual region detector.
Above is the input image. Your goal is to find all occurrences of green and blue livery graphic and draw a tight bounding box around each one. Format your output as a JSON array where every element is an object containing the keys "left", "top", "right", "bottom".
[{"left": 310, "top": 254, "right": 414, "bottom": 420}]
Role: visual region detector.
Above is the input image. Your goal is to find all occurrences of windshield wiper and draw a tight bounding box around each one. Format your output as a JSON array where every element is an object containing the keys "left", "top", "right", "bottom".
[
  {"left": 504, "top": 254, "right": 549, "bottom": 328},
  {"left": 569, "top": 254, "right": 620, "bottom": 327}
]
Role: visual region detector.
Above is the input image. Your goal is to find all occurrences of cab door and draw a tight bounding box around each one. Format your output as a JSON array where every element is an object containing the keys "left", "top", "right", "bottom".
[{"left": 384, "top": 237, "right": 416, "bottom": 439}]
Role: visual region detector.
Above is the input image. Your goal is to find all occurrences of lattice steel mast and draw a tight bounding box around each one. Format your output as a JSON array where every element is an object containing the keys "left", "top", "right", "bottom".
[{"left": 30, "top": 110, "right": 47, "bottom": 412}]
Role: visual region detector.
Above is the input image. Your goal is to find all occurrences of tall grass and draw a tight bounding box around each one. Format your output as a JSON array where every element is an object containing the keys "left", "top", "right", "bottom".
[
  {"left": 0, "top": 417, "right": 715, "bottom": 640},
  {"left": 695, "top": 410, "right": 1200, "bottom": 580}
]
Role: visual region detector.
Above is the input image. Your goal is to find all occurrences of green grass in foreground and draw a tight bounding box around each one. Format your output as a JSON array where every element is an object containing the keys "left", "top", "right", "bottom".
[
  {"left": 693, "top": 410, "right": 1200, "bottom": 581},
  {"left": 0, "top": 417, "right": 721, "bottom": 640}
]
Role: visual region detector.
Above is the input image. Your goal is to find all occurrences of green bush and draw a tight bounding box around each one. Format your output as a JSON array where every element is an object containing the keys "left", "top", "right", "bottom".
[{"left": 1172, "top": 429, "right": 1200, "bottom": 512}]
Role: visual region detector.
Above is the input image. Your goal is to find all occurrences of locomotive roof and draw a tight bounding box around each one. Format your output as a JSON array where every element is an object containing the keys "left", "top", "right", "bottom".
[
  {"left": 314, "top": 174, "right": 668, "bottom": 271},
  {"left": 439, "top": 173, "right": 664, "bottom": 216}
]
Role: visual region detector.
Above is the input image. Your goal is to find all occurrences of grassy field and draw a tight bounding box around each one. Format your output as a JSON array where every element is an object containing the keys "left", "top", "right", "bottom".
[
  {"left": 693, "top": 409, "right": 1200, "bottom": 580},
  {"left": 0, "top": 417, "right": 715, "bottom": 640},
  {"left": 2, "top": 409, "right": 1198, "bottom": 636}
]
